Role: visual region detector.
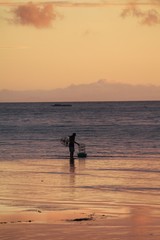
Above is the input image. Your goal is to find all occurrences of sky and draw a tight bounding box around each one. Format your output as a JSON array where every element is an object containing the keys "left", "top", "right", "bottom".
[{"left": 0, "top": 0, "right": 160, "bottom": 97}]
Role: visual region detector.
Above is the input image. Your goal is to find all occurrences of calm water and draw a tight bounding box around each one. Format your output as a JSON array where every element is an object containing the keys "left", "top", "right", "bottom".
[
  {"left": 0, "top": 101, "right": 160, "bottom": 160},
  {"left": 0, "top": 101, "right": 160, "bottom": 212}
]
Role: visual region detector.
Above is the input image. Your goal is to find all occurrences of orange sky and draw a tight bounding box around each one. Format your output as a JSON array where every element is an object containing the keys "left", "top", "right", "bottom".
[{"left": 0, "top": 0, "right": 160, "bottom": 92}]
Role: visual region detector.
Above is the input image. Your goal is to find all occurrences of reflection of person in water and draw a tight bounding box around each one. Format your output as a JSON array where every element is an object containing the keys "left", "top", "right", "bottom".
[{"left": 69, "top": 133, "right": 79, "bottom": 161}]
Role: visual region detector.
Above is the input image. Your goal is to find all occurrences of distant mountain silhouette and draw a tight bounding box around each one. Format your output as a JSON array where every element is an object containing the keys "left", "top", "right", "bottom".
[{"left": 0, "top": 80, "right": 160, "bottom": 102}]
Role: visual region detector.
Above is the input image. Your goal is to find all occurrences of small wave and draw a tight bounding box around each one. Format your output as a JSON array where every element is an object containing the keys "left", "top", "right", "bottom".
[
  {"left": 79, "top": 185, "right": 160, "bottom": 194},
  {"left": 95, "top": 168, "right": 160, "bottom": 173}
]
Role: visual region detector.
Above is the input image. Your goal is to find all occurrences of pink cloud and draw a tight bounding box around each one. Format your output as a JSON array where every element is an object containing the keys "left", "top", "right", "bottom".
[
  {"left": 120, "top": 2, "right": 160, "bottom": 25},
  {"left": 142, "top": 9, "right": 160, "bottom": 25},
  {"left": 1, "top": 1, "right": 160, "bottom": 27},
  {"left": 12, "top": 2, "right": 58, "bottom": 28}
]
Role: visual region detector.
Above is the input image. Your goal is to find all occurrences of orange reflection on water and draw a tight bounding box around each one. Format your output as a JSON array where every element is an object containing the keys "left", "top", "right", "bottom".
[{"left": 129, "top": 206, "right": 153, "bottom": 240}]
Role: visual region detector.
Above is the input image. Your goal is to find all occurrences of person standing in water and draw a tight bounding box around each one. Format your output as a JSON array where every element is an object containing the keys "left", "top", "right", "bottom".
[{"left": 69, "top": 133, "right": 79, "bottom": 161}]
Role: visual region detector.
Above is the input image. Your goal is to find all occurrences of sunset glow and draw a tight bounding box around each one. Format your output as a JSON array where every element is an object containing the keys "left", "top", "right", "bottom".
[{"left": 1, "top": 1, "right": 160, "bottom": 99}]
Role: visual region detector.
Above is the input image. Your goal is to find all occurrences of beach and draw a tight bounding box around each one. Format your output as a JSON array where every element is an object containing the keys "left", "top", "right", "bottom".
[
  {"left": 0, "top": 201, "right": 160, "bottom": 240},
  {"left": 0, "top": 158, "right": 160, "bottom": 240},
  {"left": 0, "top": 101, "right": 160, "bottom": 239}
]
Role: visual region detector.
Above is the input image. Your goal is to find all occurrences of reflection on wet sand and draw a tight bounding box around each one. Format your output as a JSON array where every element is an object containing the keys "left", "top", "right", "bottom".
[
  {"left": 78, "top": 158, "right": 86, "bottom": 170},
  {"left": 1, "top": 158, "right": 160, "bottom": 240},
  {"left": 69, "top": 158, "right": 87, "bottom": 202},
  {"left": 129, "top": 206, "right": 153, "bottom": 240},
  {"left": 69, "top": 160, "right": 75, "bottom": 197}
]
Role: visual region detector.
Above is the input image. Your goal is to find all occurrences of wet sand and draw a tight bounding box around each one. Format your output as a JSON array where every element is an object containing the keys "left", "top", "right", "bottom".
[
  {"left": 0, "top": 159, "right": 160, "bottom": 239},
  {"left": 0, "top": 206, "right": 160, "bottom": 240}
]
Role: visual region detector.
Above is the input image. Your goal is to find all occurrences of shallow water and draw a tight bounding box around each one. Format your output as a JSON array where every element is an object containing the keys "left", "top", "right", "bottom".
[{"left": 0, "top": 158, "right": 160, "bottom": 213}]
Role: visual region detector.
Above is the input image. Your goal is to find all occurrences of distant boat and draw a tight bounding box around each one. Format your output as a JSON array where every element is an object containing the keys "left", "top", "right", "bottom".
[{"left": 52, "top": 103, "right": 72, "bottom": 107}]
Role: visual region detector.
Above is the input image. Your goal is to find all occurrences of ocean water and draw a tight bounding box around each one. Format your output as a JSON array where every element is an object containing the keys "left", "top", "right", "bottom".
[
  {"left": 0, "top": 101, "right": 160, "bottom": 160},
  {"left": 0, "top": 101, "right": 160, "bottom": 212}
]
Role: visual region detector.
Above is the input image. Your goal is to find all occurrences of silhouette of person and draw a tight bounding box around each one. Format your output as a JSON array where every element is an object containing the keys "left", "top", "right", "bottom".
[{"left": 69, "top": 133, "right": 79, "bottom": 161}]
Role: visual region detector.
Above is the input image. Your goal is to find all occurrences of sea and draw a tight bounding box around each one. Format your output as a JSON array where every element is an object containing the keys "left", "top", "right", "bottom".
[{"left": 0, "top": 101, "right": 160, "bottom": 213}]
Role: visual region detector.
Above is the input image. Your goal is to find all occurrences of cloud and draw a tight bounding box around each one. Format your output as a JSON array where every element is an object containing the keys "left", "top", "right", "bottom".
[
  {"left": 120, "top": 2, "right": 160, "bottom": 25},
  {"left": 1, "top": 1, "right": 160, "bottom": 27},
  {"left": 11, "top": 2, "right": 58, "bottom": 28},
  {"left": 143, "top": 9, "right": 160, "bottom": 25}
]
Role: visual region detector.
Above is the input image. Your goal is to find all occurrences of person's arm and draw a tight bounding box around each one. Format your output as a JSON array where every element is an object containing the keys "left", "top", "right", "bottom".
[{"left": 74, "top": 141, "right": 80, "bottom": 146}]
